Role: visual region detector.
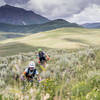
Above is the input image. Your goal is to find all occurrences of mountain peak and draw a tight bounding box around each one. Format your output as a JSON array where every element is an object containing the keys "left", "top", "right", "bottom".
[
  {"left": 0, "top": 5, "right": 50, "bottom": 25},
  {"left": 55, "top": 19, "right": 66, "bottom": 21},
  {"left": 50, "top": 19, "right": 69, "bottom": 24},
  {"left": 1, "top": 4, "right": 14, "bottom": 8}
]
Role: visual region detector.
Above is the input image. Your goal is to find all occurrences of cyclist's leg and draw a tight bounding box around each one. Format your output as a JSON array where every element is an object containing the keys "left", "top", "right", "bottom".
[
  {"left": 43, "top": 57, "right": 47, "bottom": 68},
  {"left": 43, "top": 60, "right": 46, "bottom": 68}
]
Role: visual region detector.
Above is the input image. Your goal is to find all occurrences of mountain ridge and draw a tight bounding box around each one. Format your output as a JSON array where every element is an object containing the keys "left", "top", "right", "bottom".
[
  {"left": 0, "top": 4, "right": 50, "bottom": 25},
  {"left": 0, "top": 19, "right": 81, "bottom": 33},
  {"left": 82, "top": 22, "right": 100, "bottom": 28}
]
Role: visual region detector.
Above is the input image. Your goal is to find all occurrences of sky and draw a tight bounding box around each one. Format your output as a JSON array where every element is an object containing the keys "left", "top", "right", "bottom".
[{"left": 0, "top": 0, "right": 100, "bottom": 24}]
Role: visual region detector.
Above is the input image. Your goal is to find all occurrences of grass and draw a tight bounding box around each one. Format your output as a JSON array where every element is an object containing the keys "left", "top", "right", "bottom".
[
  {"left": 0, "top": 27, "right": 100, "bottom": 99},
  {"left": 0, "top": 42, "right": 34, "bottom": 56},
  {"left": 0, "top": 47, "right": 100, "bottom": 100},
  {"left": 0, "top": 28, "right": 100, "bottom": 51},
  {"left": 0, "top": 42, "right": 54, "bottom": 57},
  {"left": 0, "top": 31, "right": 26, "bottom": 40},
  {"left": 0, "top": 27, "right": 100, "bottom": 57}
]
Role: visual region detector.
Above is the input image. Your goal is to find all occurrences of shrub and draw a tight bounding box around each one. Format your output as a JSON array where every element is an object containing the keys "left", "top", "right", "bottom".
[
  {"left": 72, "top": 81, "right": 91, "bottom": 97},
  {"left": 86, "top": 89, "right": 100, "bottom": 100}
]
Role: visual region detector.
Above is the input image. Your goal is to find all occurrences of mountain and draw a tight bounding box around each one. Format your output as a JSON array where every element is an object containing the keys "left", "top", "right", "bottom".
[
  {"left": 0, "top": 4, "right": 49, "bottom": 25},
  {"left": 82, "top": 23, "right": 100, "bottom": 28},
  {"left": 0, "top": 19, "right": 81, "bottom": 33}
]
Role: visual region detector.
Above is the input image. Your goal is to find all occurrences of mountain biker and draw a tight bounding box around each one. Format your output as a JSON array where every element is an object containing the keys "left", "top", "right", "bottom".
[
  {"left": 21, "top": 61, "right": 40, "bottom": 82},
  {"left": 37, "top": 48, "right": 50, "bottom": 68}
]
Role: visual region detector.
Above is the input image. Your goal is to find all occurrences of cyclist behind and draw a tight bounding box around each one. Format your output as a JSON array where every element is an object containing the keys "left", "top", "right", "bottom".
[{"left": 37, "top": 48, "right": 50, "bottom": 68}]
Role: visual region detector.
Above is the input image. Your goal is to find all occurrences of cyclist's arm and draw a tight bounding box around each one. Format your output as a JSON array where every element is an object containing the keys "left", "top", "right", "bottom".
[
  {"left": 21, "top": 72, "right": 26, "bottom": 80},
  {"left": 21, "top": 68, "right": 28, "bottom": 78},
  {"left": 44, "top": 52, "right": 50, "bottom": 60}
]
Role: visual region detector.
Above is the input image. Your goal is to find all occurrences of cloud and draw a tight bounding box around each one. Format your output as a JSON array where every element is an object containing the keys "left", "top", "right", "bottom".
[
  {"left": 4, "top": 0, "right": 29, "bottom": 5},
  {"left": 25, "top": 0, "right": 89, "bottom": 19},
  {"left": 22, "top": 0, "right": 100, "bottom": 19},
  {"left": 0, "top": 0, "right": 6, "bottom": 6},
  {"left": 67, "top": 4, "right": 100, "bottom": 24}
]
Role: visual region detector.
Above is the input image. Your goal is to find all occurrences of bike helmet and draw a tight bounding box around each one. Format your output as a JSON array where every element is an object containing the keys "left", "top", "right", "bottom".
[
  {"left": 38, "top": 48, "right": 42, "bottom": 52},
  {"left": 29, "top": 61, "right": 35, "bottom": 68}
]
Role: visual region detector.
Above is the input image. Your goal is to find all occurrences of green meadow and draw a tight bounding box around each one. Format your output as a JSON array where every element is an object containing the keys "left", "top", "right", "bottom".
[{"left": 0, "top": 27, "right": 100, "bottom": 100}]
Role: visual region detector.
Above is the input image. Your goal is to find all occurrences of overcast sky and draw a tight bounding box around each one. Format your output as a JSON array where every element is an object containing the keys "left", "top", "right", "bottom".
[{"left": 0, "top": 0, "right": 100, "bottom": 24}]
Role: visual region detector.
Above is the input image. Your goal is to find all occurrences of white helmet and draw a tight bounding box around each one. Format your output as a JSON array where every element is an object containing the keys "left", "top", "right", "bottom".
[{"left": 29, "top": 61, "right": 35, "bottom": 68}]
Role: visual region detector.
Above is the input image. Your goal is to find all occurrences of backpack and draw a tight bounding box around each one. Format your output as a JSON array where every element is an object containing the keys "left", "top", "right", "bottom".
[
  {"left": 26, "top": 68, "right": 37, "bottom": 78},
  {"left": 39, "top": 51, "right": 45, "bottom": 58}
]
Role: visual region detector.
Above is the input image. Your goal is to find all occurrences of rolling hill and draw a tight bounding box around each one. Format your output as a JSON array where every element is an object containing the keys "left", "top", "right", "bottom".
[
  {"left": 0, "top": 19, "right": 81, "bottom": 40},
  {"left": 0, "top": 19, "right": 80, "bottom": 33},
  {"left": 0, "top": 27, "right": 100, "bottom": 100},
  {"left": 0, "top": 4, "right": 49, "bottom": 25},
  {"left": 0, "top": 27, "right": 100, "bottom": 56}
]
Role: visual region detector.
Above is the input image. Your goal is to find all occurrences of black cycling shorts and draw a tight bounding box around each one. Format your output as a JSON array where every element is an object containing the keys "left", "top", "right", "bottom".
[{"left": 39, "top": 57, "right": 46, "bottom": 62}]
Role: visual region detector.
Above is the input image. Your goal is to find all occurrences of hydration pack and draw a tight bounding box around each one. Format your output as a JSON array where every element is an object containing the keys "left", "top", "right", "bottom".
[
  {"left": 39, "top": 51, "right": 45, "bottom": 58},
  {"left": 26, "top": 68, "right": 37, "bottom": 78}
]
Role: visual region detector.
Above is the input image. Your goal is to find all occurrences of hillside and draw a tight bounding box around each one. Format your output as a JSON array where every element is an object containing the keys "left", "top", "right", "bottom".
[
  {"left": 0, "top": 47, "right": 100, "bottom": 100},
  {"left": 0, "top": 27, "right": 100, "bottom": 100},
  {"left": 0, "top": 5, "right": 49, "bottom": 25},
  {"left": 0, "top": 31, "right": 26, "bottom": 41},
  {"left": 0, "top": 19, "right": 81, "bottom": 40},
  {"left": 0, "top": 28, "right": 100, "bottom": 57},
  {"left": 0, "top": 19, "right": 80, "bottom": 33},
  {"left": 82, "top": 23, "right": 100, "bottom": 28}
]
